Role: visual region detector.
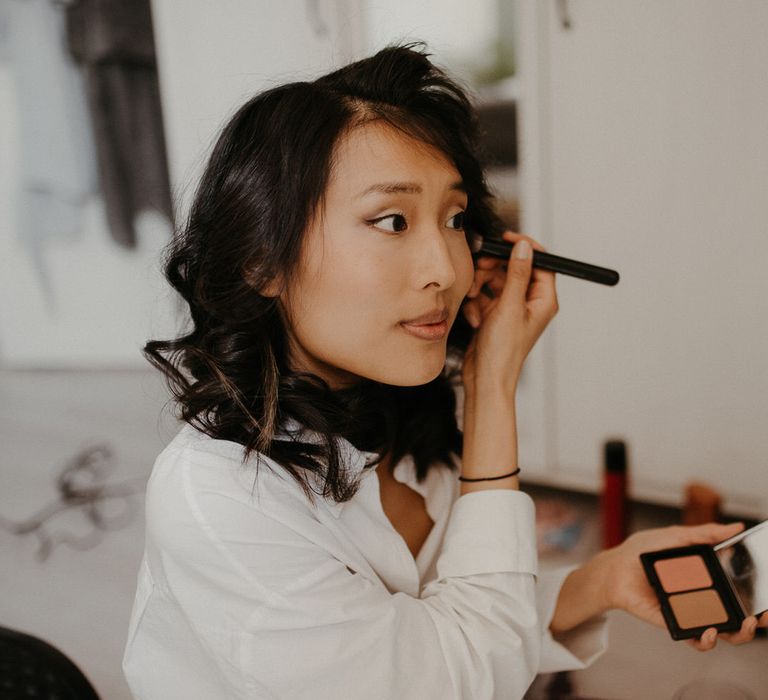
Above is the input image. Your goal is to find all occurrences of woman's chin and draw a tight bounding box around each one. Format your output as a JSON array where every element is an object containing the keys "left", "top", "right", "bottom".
[{"left": 380, "top": 355, "right": 447, "bottom": 387}]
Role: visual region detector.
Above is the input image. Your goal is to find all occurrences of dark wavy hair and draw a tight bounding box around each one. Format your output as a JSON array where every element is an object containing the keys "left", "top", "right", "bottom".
[{"left": 145, "top": 41, "right": 506, "bottom": 506}]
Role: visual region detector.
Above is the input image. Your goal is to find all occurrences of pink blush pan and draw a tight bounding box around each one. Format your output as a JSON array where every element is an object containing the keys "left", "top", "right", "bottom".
[{"left": 654, "top": 555, "right": 712, "bottom": 593}]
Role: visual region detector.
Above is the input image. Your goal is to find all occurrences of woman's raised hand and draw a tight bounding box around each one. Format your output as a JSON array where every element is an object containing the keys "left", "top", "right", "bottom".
[
  {"left": 461, "top": 230, "right": 558, "bottom": 400},
  {"left": 458, "top": 230, "right": 557, "bottom": 489}
]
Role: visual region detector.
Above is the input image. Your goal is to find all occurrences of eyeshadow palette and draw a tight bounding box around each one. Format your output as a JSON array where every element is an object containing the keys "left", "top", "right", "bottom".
[{"left": 640, "top": 520, "right": 768, "bottom": 641}]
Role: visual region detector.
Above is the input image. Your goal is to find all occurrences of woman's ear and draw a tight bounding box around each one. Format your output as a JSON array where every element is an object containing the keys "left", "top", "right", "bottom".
[
  {"left": 243, "top": 266, "right": 284, "bottom": 298},
  {"left": 259, "top": 276, "right": 284, "bottom": 298}
]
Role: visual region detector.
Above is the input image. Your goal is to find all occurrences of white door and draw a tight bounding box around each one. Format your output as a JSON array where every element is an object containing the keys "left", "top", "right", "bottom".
[{"left": 517, "top": 0, "right": 768, "bottom": 517}]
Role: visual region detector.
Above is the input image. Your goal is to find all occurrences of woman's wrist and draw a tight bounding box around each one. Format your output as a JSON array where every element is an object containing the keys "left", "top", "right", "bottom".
[
  {"left": 463, "top": 369, "right": 522, "bottom": 407},
  {"left": 459, "top": 473, "right": 520, "bottom": 495},
  {"left": 460, "top": 390, "right": 520, "bottom": 494},
  {"left": 549, "top": 550, "right": 614, "bottom": 635}
]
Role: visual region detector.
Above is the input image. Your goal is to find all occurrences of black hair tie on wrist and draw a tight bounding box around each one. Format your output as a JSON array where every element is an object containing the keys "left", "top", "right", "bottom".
[{"left": 458, "top": 467, "right": 521, "bottom": 482}]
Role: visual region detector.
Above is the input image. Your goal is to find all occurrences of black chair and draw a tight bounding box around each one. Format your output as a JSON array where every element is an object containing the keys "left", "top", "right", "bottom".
[{"left": 0, "top": 626, "right": 100, "bottom": 700}]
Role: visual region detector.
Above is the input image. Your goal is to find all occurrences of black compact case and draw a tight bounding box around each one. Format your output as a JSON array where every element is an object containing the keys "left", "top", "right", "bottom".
[
  {"left": 640, "top": 544, "right": 745, "bottom": 641},
  {"left": 640, "top": 520, "right": 768, "bottom": 641}
]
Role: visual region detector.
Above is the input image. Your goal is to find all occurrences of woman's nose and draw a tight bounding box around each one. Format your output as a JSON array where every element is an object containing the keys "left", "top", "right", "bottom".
[{"left": 416, "top": 225, "right": 459, "bottom": 290}]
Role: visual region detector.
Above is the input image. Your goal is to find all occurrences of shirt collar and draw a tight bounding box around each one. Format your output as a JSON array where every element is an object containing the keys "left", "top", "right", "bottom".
[{"left": 274, "top": 416, "right": 380, "bottom": 518}]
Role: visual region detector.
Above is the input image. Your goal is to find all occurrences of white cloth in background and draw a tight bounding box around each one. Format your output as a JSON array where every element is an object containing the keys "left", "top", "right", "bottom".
[
  {"left": 0, "top": 0, "right": 97, "bottom": 307},
  {"left": 123, "top": 419, "right": 609, "bottom": 699}
]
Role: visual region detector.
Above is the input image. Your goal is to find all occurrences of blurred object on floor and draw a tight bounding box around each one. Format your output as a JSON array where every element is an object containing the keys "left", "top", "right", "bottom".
[
  {"left": 525, "top": 670, "right": 608, "bottom": 699},
  {"left": 547, "top": 671, "right": 573, "bottom": 698},
  {"left": 0, "top": 443, "right": 145, "bottom": 561},
  {"left": 0, "top": 625, "right": 101, "bottom": 699},
  {"left": 682, "top": 481, "right": 722, "bottom": 526},
  {"left": 671, "top": 677, "right": 756, "bottom": 699},
  {"left": 535, "top": 495, "right": 585, "bottom": 553},
  {"left": 0, "top": 369, "right": 178, "bottom": 700}
]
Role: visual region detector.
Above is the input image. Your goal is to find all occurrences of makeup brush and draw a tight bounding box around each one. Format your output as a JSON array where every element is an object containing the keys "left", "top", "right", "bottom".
[{"left": 470, "top": 234, "right": 620, "bottom": 286}]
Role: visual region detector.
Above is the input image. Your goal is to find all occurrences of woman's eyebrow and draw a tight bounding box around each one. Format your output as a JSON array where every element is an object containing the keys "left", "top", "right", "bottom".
[{"left": 356, "top": 180, "right": 466, "bottom": 198}]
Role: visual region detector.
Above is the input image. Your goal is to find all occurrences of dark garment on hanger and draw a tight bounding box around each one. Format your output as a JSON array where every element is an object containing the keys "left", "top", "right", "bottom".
[{"left": 65, "top": 0, "right": 173, "bottom": 249}]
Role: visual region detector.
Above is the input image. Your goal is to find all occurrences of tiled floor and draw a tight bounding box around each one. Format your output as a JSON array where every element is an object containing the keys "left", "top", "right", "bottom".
[{"left": 1, "top": 370, "right": 765, "bottom": 700}]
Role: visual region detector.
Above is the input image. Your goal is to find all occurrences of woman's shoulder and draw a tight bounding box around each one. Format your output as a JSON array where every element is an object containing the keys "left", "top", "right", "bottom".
[
  {"left": 146, "top": 421, "right": 311, "bottom": 519},
  {"left": 141, "top": 422, "right": 353, "bottom": 601},
  {"left": 160, "top": 420, "right": 250, "bottom": 463},
  {"left": 151, "top": 421, "right": 251, "bottom": 477},
  {"left": 143, "top": 422, "right": 343, "bottom": 561}
]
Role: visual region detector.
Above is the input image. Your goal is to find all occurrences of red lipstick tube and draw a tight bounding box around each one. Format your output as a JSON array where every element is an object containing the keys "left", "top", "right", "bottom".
[{"left": 602, "top": 440, "right": 629, "bottom": 549}]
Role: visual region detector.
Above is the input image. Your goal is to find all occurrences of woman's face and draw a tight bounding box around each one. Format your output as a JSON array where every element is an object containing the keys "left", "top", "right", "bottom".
[{"left": 278, "top": 119, "right": 475, "bottom": 388}]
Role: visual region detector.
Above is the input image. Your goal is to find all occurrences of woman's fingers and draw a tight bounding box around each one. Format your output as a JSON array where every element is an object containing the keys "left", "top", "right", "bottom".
[
  {"left": 468, "top": 271, "right": 500, "bottom": 299},
  {"left": 461, "top": 300, "right": 480, "bottom": 328},
  {"left": 465, "top": 229, "right": 558, "bottom": 332},
  {"left": 696, "top": 521, "right": 745, "bottom": 544},
  {"left": 463, "top": 284, "right": 500, "bottom": 327},
  {"left": 501, "top": 229, "right": 548, "bottom": 253},
  {"left": 635, "top": 522, "right": 746, "bottom": 551},
  {"left": 467, "top": 263, "right": 502, "bottom": 298},
  {"left": 465, "top": 232, "right": 519, "bottom": 323},
  {"left": 497, "top": 237, "right": 534, "bottom": 312},
  {"left": 719, "top": 616, "right": 759, "bottom": 645},
  {"left": 677, "top": 521, "right": 745, "bottom": 546},
  {"left": 470, "top": 230, "right": 552, "bottom": 298},
  {"left": 500, "top": 231, "right": 558, "bottom": 311},
  {"left": 686, "top": 627, "right": 718, "bottom": 651},
  {"left": 684, "top": 615, "right": 760, "bottom": 652}
]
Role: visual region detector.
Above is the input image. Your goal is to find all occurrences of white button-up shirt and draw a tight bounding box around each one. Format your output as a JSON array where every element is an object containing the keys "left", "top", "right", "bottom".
[{"left": 123, "top": 419, "right": 609, "bottom": 699}]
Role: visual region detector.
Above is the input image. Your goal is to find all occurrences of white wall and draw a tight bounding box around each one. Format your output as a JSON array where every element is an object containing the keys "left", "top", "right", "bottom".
[
  {"left": 363, "top": 0, "right": 498, "bottom": 86},
  {"left": 0, "top": 1, "right": 367, "bottom": 368},
  {"left": 0, "top": 2, "right": 176, "bottom": 368},
  {"left": 516, "top": 0, "right": 768, "bottom": 518},
  {"left": 150, "top": 0, "right": 502, "bottom": 218},
  {"left": 1, "top": 0, "right": 503, "bottom": 368},
  {"left": 151, "top": 0, "right": 367, "bottom": 221}
]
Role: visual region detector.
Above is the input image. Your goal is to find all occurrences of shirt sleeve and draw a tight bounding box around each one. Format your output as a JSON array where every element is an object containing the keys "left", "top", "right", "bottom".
[
  {"left": 149, "top": 453, "right": 546, "bottom": 700},
  {"left": 535, "top": 564, "right": 611, "bottom": 673}
]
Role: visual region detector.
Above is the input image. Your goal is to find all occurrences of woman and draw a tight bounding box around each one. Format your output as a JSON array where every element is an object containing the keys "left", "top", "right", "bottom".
[{"left": 122, "top": 43, "right": 765, "bottom": 699}]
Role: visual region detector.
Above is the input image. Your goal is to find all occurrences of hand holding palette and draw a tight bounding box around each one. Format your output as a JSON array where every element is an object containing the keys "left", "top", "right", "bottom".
[{"left": 640, "top": 520, "right": 768, "bottom": 640}]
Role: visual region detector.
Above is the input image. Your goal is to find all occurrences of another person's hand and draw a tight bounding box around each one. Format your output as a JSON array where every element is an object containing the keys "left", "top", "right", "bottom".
[{"left": 601, "top": 521, "right": 768, "bottom": 651}]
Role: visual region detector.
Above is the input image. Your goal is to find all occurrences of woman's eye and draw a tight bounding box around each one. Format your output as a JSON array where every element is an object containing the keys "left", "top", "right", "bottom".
[
  {"left": 368, "top": 213, "right": 408, "bottom": 233},
  {"left": 447, "top": 211, "right": 466, "bottom": 230}
]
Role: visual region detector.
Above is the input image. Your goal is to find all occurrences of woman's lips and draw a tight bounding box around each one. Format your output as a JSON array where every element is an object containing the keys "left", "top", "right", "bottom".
[
  {"left": 399, "top": 306, "right": 450, "bottom": 340},
  {"left": 399, "top": 320, "right": 448, "bottom": 340}
]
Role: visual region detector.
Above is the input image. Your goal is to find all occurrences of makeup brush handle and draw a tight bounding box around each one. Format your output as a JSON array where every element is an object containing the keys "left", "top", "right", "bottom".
[
  {"left": 473, "top": 238, "right": 620, "bottom": 287},
  {"left": 534, "top": 250, "right": 620, "bottom": 286}
]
